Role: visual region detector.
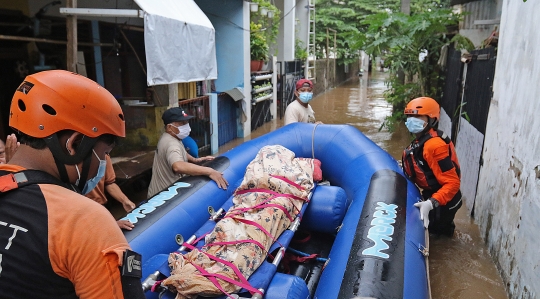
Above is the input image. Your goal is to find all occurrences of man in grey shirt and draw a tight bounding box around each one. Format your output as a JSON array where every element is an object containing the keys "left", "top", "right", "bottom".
[{"left": 147, "top": 107, "right": 228, "bottom": 198}]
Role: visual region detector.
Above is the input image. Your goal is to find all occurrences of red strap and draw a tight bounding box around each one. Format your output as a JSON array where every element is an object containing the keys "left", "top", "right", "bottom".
[
  {"left": 258, "top": 203, "right": 294, "bottom": 222},
  {"left": 204, "top": 239, "right": 267, "bottom": 253},
  {"left": 226, "top": 195, "right": 279, "bottom": 218},
  {"left": 235, "top": 188, "right": 308, "bottom": 202},
  {"left": 228, "top": 202, "right": 294, "bottom": 222},
  {"left": 192, "top": 230, "right": 213, "bottom": 247},
  {"left": 190, "top": 262, "right": 237, "bottom": 299},
  {"left": 296, "top": 253, "right": 319, "bottom": 262},
  {"left": 151, "top": 280, "right": 163, "bottom": 293},
  {"left": 233, "top": 188, "right": 307, "bottom": 216},
  {"left": 0, "top": 174, "right": 18, "bottom": 192},
  {"left": 270, "top": 174, "right": 305, "bottom": 191},
  {"left": 281, "top": 251, "right": 319, "bottom": 274},
  {"left": 182, "top": 243, "right": 260, "bottom": 295},
  {"left": 199, "top": 271, "right": 263, "bottom": 296},
  {"left": 228, "top": 217, "right": 283, "bottom": 248},
  {"left": 292, "top": 231, "right": 311, "bottom": 244}
]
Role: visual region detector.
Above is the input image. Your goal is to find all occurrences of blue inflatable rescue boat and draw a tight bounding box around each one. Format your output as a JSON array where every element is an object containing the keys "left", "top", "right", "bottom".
[{"left": 122, "top": 123, "right": 429, "bottom": 299}]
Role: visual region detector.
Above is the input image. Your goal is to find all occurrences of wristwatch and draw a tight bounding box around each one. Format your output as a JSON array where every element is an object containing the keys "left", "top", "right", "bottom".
[{"left": 429, "top": 197, "right": 440, "bottom": 208}]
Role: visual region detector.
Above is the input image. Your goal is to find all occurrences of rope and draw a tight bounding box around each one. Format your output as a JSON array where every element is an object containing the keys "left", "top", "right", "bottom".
[
  {"left": 425, "top": 228, "right": 433, "bottom": 299},
  {"left": 311, "top": 123, "right": 320, "bottom": 159}
]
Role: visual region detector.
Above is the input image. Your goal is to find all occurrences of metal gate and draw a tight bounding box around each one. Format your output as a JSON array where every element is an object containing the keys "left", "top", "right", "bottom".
[
  {"left": 277, "top": 60, "right": 304, "bottom": 119},
  {"left": 440, "top": 46, "right": 464, "bottom": 141},
  {"left": 462, "top": 47, "right": 496, "bottom": 135},
  {"left": 179, "top": 97, "right": 211, "bottom": 156},
  {"left": 218, "top": 93, "right": 237, "bottom": 146},
  {"left": 251, "top": 100, "right": 271, "bottom": 131}
]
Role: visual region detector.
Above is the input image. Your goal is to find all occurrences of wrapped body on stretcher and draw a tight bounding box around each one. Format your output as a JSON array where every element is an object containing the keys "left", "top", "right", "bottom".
[{"left": 142, "top": 145, "right": 323, "bottom": 299}]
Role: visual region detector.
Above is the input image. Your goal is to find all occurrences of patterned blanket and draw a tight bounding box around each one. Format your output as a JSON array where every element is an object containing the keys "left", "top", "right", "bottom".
[{"left": 162, "top": 145, "right": 317, "bottom": 298}]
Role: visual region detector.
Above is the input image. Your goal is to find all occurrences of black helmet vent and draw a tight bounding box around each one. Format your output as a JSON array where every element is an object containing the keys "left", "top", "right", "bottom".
[
  {"left": 18, "top": 99, "right": 26, "bottom": 112},
  {"left": 42, "top": 104, "right": 57, "bottom": 116}
]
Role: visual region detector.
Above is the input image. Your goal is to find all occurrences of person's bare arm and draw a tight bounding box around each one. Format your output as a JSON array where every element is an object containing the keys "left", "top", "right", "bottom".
[
  {"left": 105, "top": 183, "right": 135, "bottom": 230},
  {"left": 186, "top": 153, "right": 215, "bottom": 164},
  {"left": 172, "top": 160, "right": 228, "bottom": 189},
  {"left": 105, "top": 183, "right": 136, "bottom": 212},
  {"left": 116, "top": 219, "right": 135, "bottom": 230}
]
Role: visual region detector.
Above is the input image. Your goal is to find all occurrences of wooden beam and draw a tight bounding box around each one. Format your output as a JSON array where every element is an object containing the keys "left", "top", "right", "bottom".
[
  {"left": 474, "top": 19, "right": 500, "bottom": 26},
  {"left": 0, "top": 34, "right": 113, "bottom": 47},
  {"left": 66, "top": 0, "right": 77, "bottom": 72},
  {"left": 59, "top": 8, "right": 143, "bottom": 18}
]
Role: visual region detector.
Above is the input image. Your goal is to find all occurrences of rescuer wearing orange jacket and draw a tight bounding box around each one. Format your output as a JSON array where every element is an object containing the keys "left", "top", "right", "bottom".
[
  {"left": 402, "top": 97, "right": 462, "bottom": 237},
  {"left": 0, "top": 70, "right": 145, "bottom": 298}
]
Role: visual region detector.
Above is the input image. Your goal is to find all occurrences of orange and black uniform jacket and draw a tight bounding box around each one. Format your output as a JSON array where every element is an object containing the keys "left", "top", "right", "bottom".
[
  {"left": 402, "top": 129, "right": 461, "bottom": 206},
  {"left": 0, "top": 164, "right": 131, "bottom": 298}
]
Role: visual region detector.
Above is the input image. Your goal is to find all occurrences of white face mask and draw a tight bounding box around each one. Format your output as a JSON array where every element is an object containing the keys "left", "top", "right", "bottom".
[
  {"left": 171, "top": 123, "right": 191, "bottom": 140},
  {"left": 75, "top": 150, "right": 107, "bottom": 195},
  {"left": 405, "top": 117, "right": 427, "bottom": 134}
]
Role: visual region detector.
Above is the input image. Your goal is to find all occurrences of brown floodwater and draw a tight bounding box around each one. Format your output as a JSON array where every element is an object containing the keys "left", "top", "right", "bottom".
[{"left": 219, "top": 71, "right": 509, "bottom": 299}]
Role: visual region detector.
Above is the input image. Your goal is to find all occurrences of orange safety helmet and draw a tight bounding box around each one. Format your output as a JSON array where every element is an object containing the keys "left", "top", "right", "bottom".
[
  {"left": 9, "top": 70, "right": 125, "bottom": 139},
  {"left": 404, "top": 97, "right": 440, "bottom": 118}
]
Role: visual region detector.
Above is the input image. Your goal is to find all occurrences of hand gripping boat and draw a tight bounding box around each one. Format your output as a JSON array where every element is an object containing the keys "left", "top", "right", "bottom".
[{"left": 122, "top": 123, "right": 429, "bottom": 299}]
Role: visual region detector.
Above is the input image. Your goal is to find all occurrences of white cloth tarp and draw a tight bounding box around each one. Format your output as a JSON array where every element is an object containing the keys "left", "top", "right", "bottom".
[{"left": 134, "top": 0, "right": 217, "bottom": 86}]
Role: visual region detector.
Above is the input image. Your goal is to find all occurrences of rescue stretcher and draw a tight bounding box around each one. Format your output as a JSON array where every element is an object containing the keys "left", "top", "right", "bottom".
[{"left": 123, "top": 123, "right": 430, "bottom": 299}]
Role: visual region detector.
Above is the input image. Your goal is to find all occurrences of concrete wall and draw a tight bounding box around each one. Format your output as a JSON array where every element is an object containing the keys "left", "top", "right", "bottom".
[
  {"left": 275, "top": 0, "right": 295, "bottom": 61},
  {"left": 313, "top": 59, "right": 360, "bottom": 96},
  {"left": 197, "top": 0, "right": 245, "bottom": 93},
  {"left": 474, "top": 1, "right": 540, "bottom": 298},
  {"left": 457, "top": 0, "right": 502, "bottom": 48},
  {"left": 295, "top": 0, "right": 310, "bottom": 55},
  {"left": 454, "top": 117, "right": 484, "bottom": 213}
]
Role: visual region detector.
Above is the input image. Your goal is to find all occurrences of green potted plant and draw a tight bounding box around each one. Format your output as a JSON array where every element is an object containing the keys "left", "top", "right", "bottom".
[
  {"left": 250, "top": 22, "right": 269, "bottom": 72},
  {"left": 295, "top": 38, "right": 308, "bottom": 61}
]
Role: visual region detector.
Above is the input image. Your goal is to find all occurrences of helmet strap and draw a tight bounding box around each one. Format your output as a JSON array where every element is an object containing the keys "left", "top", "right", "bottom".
[
  {"left": 44, "top": 134, "right": 97, "bottom": 165},
  {"left": 44, "top": 133, "right": 97, "bottom": 187},
  {"left": 428, "top": 117, "right": 439, "bottom": 129},
  {"left": 75, "top": 154, "right": 93, "bottom": 192}
]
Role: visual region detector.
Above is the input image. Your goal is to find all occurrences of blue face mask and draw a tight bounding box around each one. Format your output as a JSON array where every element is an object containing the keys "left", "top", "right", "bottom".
[
  {"left": 298, "top": 92, "right": 313, "bottom": 103},
  {"left": 405, "top": 117, "right": 427, "bottom": 134},
  {"left": 75, "top": 150, "right": 107, "bottom": 195}
]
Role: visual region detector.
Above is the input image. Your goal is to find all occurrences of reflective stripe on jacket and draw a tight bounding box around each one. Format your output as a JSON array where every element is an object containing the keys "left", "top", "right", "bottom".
[{"left": 402, "top": 129, "right": 461, "bottom": 205}]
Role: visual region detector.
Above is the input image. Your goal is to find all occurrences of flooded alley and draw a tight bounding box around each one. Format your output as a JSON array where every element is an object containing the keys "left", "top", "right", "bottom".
[{"left": 219, "top": 70, "right": 509, "bottom": 299}]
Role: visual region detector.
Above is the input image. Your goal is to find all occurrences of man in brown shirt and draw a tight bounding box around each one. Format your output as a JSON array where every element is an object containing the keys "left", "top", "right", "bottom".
[{"left": 147, "top": 107, "right": 228, "bottom": 198}]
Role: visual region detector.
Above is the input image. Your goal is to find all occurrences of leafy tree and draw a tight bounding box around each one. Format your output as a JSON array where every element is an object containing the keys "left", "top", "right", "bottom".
[
  {"left": 251, "top": 0, "right": 280, "bottom": 49},
  {"left": 355, "top": 6, "right": 472, "bottom": 131},
  {"left": 314, "top": 0, "right": 405, "bottom": 65}
]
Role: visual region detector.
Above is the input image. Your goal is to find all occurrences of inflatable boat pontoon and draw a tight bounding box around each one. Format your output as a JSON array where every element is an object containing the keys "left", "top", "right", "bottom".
[{"left": 122, "top": 123, "right": 429, "bottom": 299}]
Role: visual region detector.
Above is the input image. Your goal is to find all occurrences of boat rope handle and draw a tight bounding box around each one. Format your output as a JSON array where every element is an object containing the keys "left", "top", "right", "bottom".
[{"left": 424, "top": 228, "right": 433, "bottom": 299}]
